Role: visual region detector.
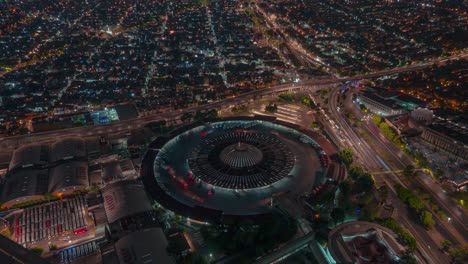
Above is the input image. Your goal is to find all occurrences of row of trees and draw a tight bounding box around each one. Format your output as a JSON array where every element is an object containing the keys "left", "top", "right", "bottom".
[
  {"left": 379, "top": 218, "right": 417, "bottom": 253},
  {"left": 200, "top": 212, "right": 297, "bottom": 262},
  {"left": 372, "top": 115, "right": 399, "bottom": 142},
  {"left": 278, "top": 93, "right": 295, "bottom": 102},
  {"left": 330, "top": 165, "right": 380, "bottom": 224},
  {"left": 372, "top": 115, "right": 429, "bottom": 166},
  {"left": 310, "top": 121, "right": 321, "bottom": 129},
  {"left": 348, "top": 166, "right": 375, "bottom": 193},
  {"left": 396, "top": 184, "right": 435, "bottom": 229},
  {"left": 180, "top": 109, "right": 219, "bottom": 123},
  {"left": 443, "top": 242, "right": 468, "bottom": 264},
  {"left": 231, "top": 105, "right": 247, "bottom": 113}
]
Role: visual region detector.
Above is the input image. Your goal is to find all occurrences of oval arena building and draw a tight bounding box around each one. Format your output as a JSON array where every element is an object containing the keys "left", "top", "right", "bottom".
[{"left": 141, "top": 117, "right": 333, "bottom": 222}]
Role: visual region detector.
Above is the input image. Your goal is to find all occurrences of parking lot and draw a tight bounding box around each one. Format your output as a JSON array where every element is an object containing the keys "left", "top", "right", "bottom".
[
  {"left": 11, "top": 196, "right": 89, "bottom": 247},
  {"left": 53, "top": 240, "right": 101, "bottom": 264}
]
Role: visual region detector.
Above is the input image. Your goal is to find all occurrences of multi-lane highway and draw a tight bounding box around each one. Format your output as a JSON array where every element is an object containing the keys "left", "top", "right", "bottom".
[
  {"left": 339, "top": 84, "right": 468, "bottom": 245},
  {"left": 325, "top": 86, "right": 452, "bottom": 263},
  {"left": 2, "top": 51, "right": 466, "bottom": 151}
]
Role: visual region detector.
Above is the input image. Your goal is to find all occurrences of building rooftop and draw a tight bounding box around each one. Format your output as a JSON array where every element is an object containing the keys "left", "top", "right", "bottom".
[
  {"left": 48, "top": 161, "right": 88, "bottom": 193},
  {"left": 49, "top": 137, "right": 86, "bottom": 163},
  {"left": 9, "top": 144, "right": 49, "bottom": 171},
  {"left": 1, "top": 169, "right": 49, "bottom": 205},
  {"left": 115, "top": 228, "right": 174, "bottom": 264},
  {"left": 101, "top": 180, "right": 153, "bottom": 224},
  {"left": 360, "top": 90, "right": 403, "bottom": 110},
  {"left": 0, "top": 234, "right": 49, "bottom": 264},
  {"left": 328, "top": 221, "right": 405, "bottom": 264},
  {"left": 428, "top": 119, "right": 468, "bottom": 145}
]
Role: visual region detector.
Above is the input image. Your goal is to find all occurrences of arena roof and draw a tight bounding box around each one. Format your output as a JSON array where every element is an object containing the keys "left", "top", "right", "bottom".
[
  {"left": 49, "top": 138, "right": 86, "bottom": 163},
  {"left": 143, "top": 118, "right": 328, "bottom": 220},
  {"left": 115, "top": 228, "right": 174, "bottom": 264},
  {"left": 48, "top": 161, "right": 88, "bottom": 193},
  {"left": 9, "top": 144, "right": 49, "bottom": 171},
  {"left": 1, "top": 169, "right": 49, "bottom": 205},
  {"left": 101, "top": 180, "right": 153, "bottom": 224}
]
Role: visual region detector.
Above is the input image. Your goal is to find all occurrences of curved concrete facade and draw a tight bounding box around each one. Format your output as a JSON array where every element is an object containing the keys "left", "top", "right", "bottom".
[{"left": 142, "top": 117, "right": 333, "bottom": 222}]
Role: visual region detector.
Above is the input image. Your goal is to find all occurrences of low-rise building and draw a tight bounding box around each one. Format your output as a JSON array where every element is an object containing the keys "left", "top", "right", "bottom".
[
  {"left": 1, "top": 138, "right": 91, "bottom": 207},
  {"left": 101, "top": 180, "right": 153, "bottom": 224},
  {"left": 115, "top": 228, "right": 174, "bottom": 264},
  {"left": 421, "top": 119, "right": 468, "bottom": 160},
  {"left": 327, "top": 221, "right": 406, "bottom": 264},
  {"left": 356, "top": 87, "right": 425, "bottom": 117},
  {"left": 0, "top": 169, "right": 49, "bottom": 208},
  {"left": 357, "top": 90, "right": 405, "bottom": 116}
]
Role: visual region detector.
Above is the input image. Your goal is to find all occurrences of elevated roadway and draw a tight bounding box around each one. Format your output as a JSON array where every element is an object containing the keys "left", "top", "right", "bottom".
[{"left": 0, "top": 53, "right": 466, "bottom": 151}]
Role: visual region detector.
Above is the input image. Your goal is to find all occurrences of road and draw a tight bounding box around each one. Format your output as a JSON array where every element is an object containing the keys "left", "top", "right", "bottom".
[
  {"left": 341, "top": 84, "right": 468, "bottom": 245},
  {"left": 1, "top": 51, "right": 466, "bottom": 151},
  {"left": 325, "top": 86, "right": 451, "bottom": 263}
]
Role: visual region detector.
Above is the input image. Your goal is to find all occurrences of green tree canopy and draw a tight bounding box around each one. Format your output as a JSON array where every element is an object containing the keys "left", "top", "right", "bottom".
[
  {"left": 300, "top": 96, "right": 315, "bottom": 108},
  {"left": 408, "top": 197, "right": 424, "bottom": 210},
  {"left": 403, "top": 165, "right": 415, "bottom": 178},
  {"left": 331, "top": 207, "right": 345, "bottom": 225},
  {"left": 349, "top": 166, "right": 365, "bottom": 179},
  {"left": 31, "top": 247, "right": 43, "bottom": 255},
  {"left": 449, "top": 244, "right": 468, "bottom": 263},
  {"left": 441, "top": 239, "right": 453, "bottom": 251},
  {"left": 372, "top": 115, "right": 382, "bottom": 125},
  {"left": 419, "top": 210, "right": 435, "bottom": 229},
  {"left": 338, "top": 149, "right": 354, "bottom": 166},
  {"left": 265, "top": 103, "right": 278, "bottom": 113}
]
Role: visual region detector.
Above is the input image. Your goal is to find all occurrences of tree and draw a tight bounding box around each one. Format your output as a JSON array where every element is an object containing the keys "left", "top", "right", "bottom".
[
  {"left": 300, "top": 96, "right": 315, "bottom": 108},
  {"left": 348, "top": 166, "right": 365, "bottom": 179},
  {"left": 372, "top": 115, "right": 382, "bottom": 125},
  {"left": 419, "top": 211, "right": 435, "bottom": 229},
  {"left": 435, "top": 168, "right": 444, "bottom": 180},
  {"left": 356, "top": 172, "right": 375, "bottom": 192},
  {"left": 265, "top": 103, "right": 278, "bottom": 113},
  {"left": 379, "top": 218, "right": 417, "bottom": 252},
  {"left": 278, "top": 93, "right": 295, "bottom": 102},
  {"left": 331, "top": 207, "right": 345, "bottom": 225},
  {"left": 449, "top": 244, "right": 468, "bottom": 264},
  {"left": 194, "top": 109, "right": 218, "bottom": 122},
  {"left": 338, "top": 149, "right": 353, "bottom": 166},
  {"left": 402, "top": 254, "right": 417, "bottom": 264},
  {"left": 396, "top": 185, "right": 413, "bottom": 203},
  {"left": 403, "top": 165, "right": 415, "bottom": 178},
  {"left": 360, "top": 104, "right": 368, "bottom": 112},
  {"left": 408, "top": 197, "right": 424, "bottom": 210},
  {"left": 180, "top": 252, "right": 208, "bottom": 264},
  {"left": 401, "top": 232, "right": 417, "bottom": 252},
  {"left": 441, "top": 239, "right": 453, "bottom": 251},
  {"left": 379, "top": 186, "right": 389, "bottom": 203},
  {"left": 310, "top": 121, "right": 320, "bottom": 129},
  {"left": 181, "top": 112, "right": 193, "bottom": 123},
  {"left": 339, "top": 180, "right": 352, "bottom": 198},
  {"left": 31, "top": 247, "right": 43, "bottom": 255},
  {"left": 44, "top": 192, "right": 55, "bottom": 202}
]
